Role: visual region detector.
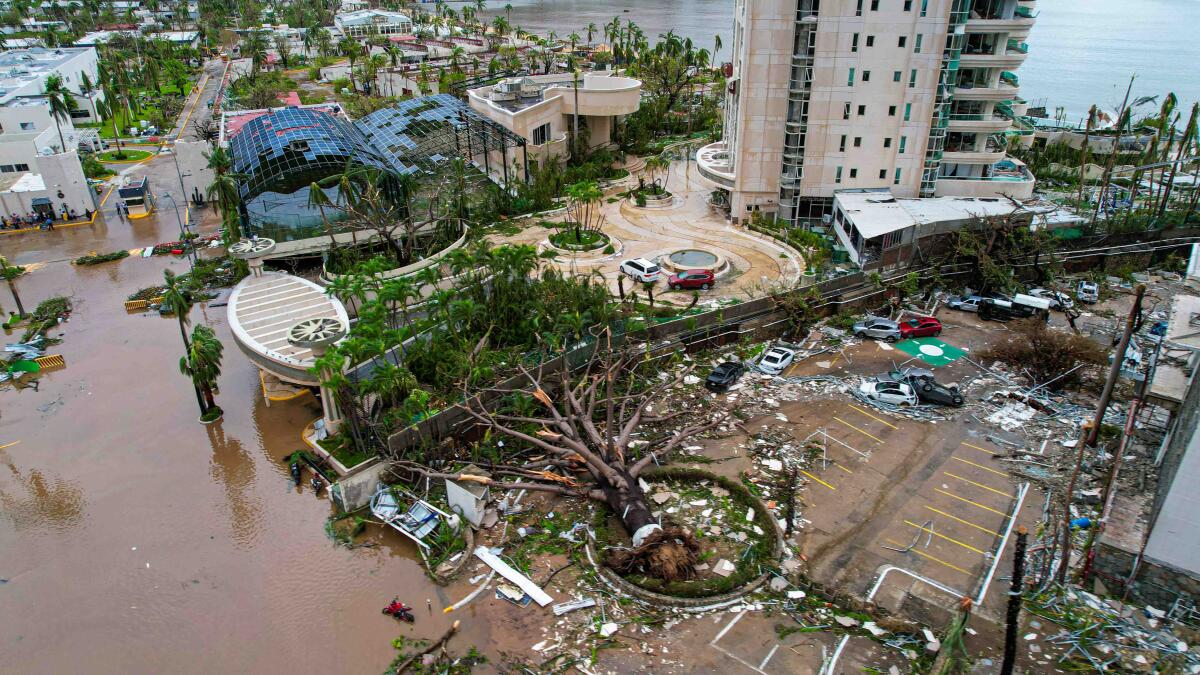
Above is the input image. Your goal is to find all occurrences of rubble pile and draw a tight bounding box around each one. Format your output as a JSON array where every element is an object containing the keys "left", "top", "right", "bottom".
[{"left": 1025, "top": 585, "right": 1200, "bottom": 673}]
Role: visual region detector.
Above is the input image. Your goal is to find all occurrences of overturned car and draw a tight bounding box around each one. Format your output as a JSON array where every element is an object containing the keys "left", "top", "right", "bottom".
[{"left": 882, "top": 367, "right": 965, "bottom": 407}]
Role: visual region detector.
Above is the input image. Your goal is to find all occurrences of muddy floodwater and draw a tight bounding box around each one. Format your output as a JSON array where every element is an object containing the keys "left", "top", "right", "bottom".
[{"left": 0, "top": 176, "right": 512, "bottom": 673}]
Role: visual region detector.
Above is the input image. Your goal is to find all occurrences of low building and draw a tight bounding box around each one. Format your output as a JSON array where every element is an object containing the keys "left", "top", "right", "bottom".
[
  {"left": 334, "top": 9, "right": 412, "bottom": 39},
  {"left": 829, "top": 188, "right": 1072, "bottom": 270},
  {"left": 1093, "top": 293, "right": 1200, "bottom": 609},
  {"left": 466, "top": 71, "right": 641, "bottom": 166}
]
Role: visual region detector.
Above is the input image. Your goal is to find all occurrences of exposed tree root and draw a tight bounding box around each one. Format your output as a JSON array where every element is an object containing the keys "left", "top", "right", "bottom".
[{"left": 606, "top": 526, "right": 699, "bottom": 582}]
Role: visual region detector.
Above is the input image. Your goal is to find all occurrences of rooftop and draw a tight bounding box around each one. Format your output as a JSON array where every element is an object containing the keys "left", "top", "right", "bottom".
[
  {"left": 0, "top": 172, "right": 44, "bottom": 192},
  {"left": 335, "top": 9, "right": 411, "bottom": 25},
  {"left": 0, "top": 47, "right": 94, "bottom": 103},
  {"left": 834, "top": 189, "right": 1059, "bottom": 239}
]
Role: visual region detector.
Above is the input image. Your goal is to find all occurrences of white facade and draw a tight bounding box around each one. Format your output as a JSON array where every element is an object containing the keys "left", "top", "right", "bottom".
[
  {"left": 698, "top": 0, "right": 1037, "bottom": 225},
  {"left": 334, "top": 10, "right": 413, "bottom": 38},
  {"left": 0, "top": 48, "right": 103, "bottom": 220}
]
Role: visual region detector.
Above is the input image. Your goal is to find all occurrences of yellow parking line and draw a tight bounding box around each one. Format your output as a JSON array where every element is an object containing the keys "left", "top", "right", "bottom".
[
  {"left": 951, "top": 455, "right": 1009, "bottom": 478},
  {"left": 923, "top": 506, "right": 1003, "bottom": 537},
  {"left": 848, "top": 404, "right": 898, "bottom": 429},
  {"left": 834, "top": 463, "right": 854, "bottom": 475},
  {"left": 885, "top": 539, "right": 971, "bottom": 575},
  {"left": 0, "top": 440, "right": 19, "bottom": 450},
  {"left": 944, "top": 472, "right": 1011, "bottom": 498},
  {"left": 961, "top": 441, "right": 998, "bottom": 456},
  {"left": 833, "top": 417, "right": 884, "bottom": 444},
  {"left": 800, "top": 470, "right": 837, "bottom": 491},
  {"left": 905, "top": 520, "right": 986, "bottom": 555},
  {"left": 935, "top": 488, "right": 1010, "bottom": 518}
]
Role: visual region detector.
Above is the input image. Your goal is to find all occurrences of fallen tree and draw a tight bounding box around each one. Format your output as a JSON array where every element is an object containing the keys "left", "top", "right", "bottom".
[{"left": 393, "top": 334, "right": 728, "bottom": 581}]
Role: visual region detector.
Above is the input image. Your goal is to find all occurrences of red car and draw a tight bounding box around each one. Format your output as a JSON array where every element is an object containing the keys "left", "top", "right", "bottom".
[
  {"left": 900, "top": 316, "right": 942, "bottom": 338},
  {"left": 668, "top": 269, "right": 715, "bottom": 290}
]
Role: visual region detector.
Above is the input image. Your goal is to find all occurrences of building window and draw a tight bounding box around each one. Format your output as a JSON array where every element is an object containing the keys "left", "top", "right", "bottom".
[
  {"left": 884, "top": 137, "right": 892, "bottom": 148},
  {"left": 888, "top": 105, "right": 897, "bottom": 116},
  {"left": 862, "top": 70, "right": 870, "bottom": 82},
  {"left": 848, "top": 67, "right": 855, "bottom": 86},
  {"left": 839, "top": 135, "right": 847, "bottom": 152},
  {"left": 866, "top": 35, "right": 874, "bottom": 47},
  {"left": 909, "top": 69, "right": 917, "bottom": 87},
  {"left": 870, "top": 0, "right": 879, "bottom": 10},
  {"left": 844, "top": 103, "right": 851, "bottom": 120},
  {"left": 532, "top": 122, "right": 551, "bottom": 145},
  {"left": 850, "top": 168, "right": 858, "bottom": 178},
  {"left": 893, "top": 71, "right": 901, "bottom": 82},
  {"left": 894, "top": 168, "right": 903, "bottom": 184},
  {"left": 851, "top": 33, "right": 858, "bottom": 52},
  {"left": 857, "top": 104, "right": 866, "bottom": 116},
  {"left": 836, "top": 166, "right": 843, "bottom": 183},
  {"left": 920, "top": 0, "right": 928, "bottom": 16},
  {"left": 0, "top": 165, "right": 13, "bottom": 173},
  {"left": 856, "top": 0, "right": 863, "bottom": 16},
  {"left": 904, "top": 103, "right": 912, "bottom": 120},
  {"left": 899, "top": 136, "right": 907, "bottom": 153},
  {"left": 879, "top": 169, "right": 887, "bottom": 179},
  {"left": 853, "top": 137, "right": 862, "bottom": 147},
  {"left": 898, "top": 36, "right": 907, "bottom": 47},
  {"left": 19, "top": 122, "right": 33, "bottom": 130},
  {"left": 914, "top": 34, "right": 922, "bottom": 53},
  {"left": 904, "top": 0, "right": 912, "bottom": 9},
  {"left": 15, "top": 163, "right": 27, "bottom": 171}
]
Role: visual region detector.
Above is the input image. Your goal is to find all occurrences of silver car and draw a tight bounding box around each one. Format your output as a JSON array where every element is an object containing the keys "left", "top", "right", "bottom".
[
  {"left": 946, "top": 295, "right": 984, "bottom": 312},
  {"left": 1028, "top": 288, "right": 1074, "bottom": 310},
  {"left": 852, "top": 317, "right": 901, "bottom": 342},
  {"left": 858, "top": 380, "right": 919, "bottom": 406}
]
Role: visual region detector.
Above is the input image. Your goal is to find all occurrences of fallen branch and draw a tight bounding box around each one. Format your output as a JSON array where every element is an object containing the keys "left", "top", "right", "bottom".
[{"left": 395, "top": 620, "right": 460, "bottom": 673}]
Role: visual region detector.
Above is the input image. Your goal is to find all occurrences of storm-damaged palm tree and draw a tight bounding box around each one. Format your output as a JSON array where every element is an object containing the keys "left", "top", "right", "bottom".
[{"left": 392, "top": 335, "right": 728, "bottom": 581}]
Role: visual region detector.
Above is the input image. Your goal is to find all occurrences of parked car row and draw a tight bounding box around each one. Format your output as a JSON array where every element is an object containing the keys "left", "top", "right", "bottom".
[
  {"left": 852, "top": 316, "right": 943, "bottom": 342},
  {"left": 858, "top": 368, "right": 965, "bottom": 407},
  {"left": 947, "top": 281, "right": 1100, "bottom": 318},
  {"left": 619, "top": 258, "right": 717, "bottom": 291}
]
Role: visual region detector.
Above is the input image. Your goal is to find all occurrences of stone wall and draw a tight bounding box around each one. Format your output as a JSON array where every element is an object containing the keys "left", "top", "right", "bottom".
[{"left": 1094, "top": 542, "right": 1200, "bottom": 610}]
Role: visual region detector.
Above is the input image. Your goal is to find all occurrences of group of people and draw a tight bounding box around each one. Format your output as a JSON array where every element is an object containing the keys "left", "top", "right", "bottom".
[{"left": 1, "top": 212, "right": 66, "bottom": 231}]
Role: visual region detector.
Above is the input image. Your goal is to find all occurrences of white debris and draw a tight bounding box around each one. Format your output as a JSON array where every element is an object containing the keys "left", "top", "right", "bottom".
[
  {"left": 864, "top": 621, "right": 887, "bottom": 637},
  {"left": 598, "top": 623, "right": 619, "bottom": 638},
  {"left": 787, "top": 590, "right": 806, "bottom": 600},
  {"left": 763, "top": 459, "right": 783, "bottom": 472},
  {"left": 835, "top": 615, "right": 859, "bottom": 628},
  {"left": 745, "top": 508, "right": 755, "bottom": 522},
  {"left": 713, "top": 559, "right": 736, "bottom": 577}
]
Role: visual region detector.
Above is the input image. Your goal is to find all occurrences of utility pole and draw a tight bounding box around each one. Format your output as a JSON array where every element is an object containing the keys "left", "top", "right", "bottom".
[
  {"left": 1059, "top": 284, "right": 1145, "bottom": 583},
  {"left": 1086, "top": 284, "right": 1146, "bottom": 447},
  {"left": 1001, "top": 527, "right": 1028, "bottom": 675}
]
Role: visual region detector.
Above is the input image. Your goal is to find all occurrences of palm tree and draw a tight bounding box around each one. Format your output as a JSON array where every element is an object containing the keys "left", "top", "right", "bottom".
[
  {"left": 43, "top": 74, "right": 75, "bottom": 154},
  {"left": 205, "top": 147, "right": 245, "bottom": 245},
  {"left": 180, "top": 324, "right": 224, "bottom": 415},
  {"left": 0, "top": 254, "right": 26, "bottom": 318},
  {"left": 78, "top": 71, "right": 96, "bottom": 120},
  {"left": 162, "top": 270, "right": 207, "bottom": 413},
  {"left": 713, "top": 34, "right": 722, "bottom": 67},
  {"left": 339, "top": 37, "right": 362, "bottom": 91},
  {"left": 96, "top": 95, "right": 125, "bottom": 158},
  {"left": 586, "top": 22, "right": 597, "bottom": 45}
]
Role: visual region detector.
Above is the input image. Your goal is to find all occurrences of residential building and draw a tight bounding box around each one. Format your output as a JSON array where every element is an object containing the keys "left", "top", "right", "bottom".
[
  {"left": 0, "top": 48, "right": 103, "bottom": 220},
  {"left": 334, "top": 9, "right": 413, "bottom": 39},
  {"left": 467, "top": 72, "right": 641, "bottom": 166},
  {"left": 697, "top": 0, "right": 1038, "bottom": 226}
]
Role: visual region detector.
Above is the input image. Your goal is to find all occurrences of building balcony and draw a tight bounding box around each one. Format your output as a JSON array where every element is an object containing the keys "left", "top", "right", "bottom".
[
  {"left": 935, "top": 156, "right": 1034, "bottom": 199},
  {"left": 959, "top": 49, "right": 1027, "bottom": 69},
  {"left": 696, "top": 141, "right": 735, "bottom": 189},
  {"left": 947, "top": 114, "right": 1013, "bottom": 132},
  {"left": 955, "top": 82, "right": 1020, "bottom": 100},
  {"left": 965, "top": 16, "right": 1035, "bottom": 32},
  {"left": 943, "top": 148, "right": 1007, "bottom": 164}
]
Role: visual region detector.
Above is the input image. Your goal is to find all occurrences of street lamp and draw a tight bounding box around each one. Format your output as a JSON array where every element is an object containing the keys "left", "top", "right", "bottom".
[{"left": 158, "top": 193, "right": 196, "bottom": 269}]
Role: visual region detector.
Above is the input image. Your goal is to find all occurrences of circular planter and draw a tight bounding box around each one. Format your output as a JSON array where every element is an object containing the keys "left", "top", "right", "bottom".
[
  {"left": 585, "top": 467, "right": 782, "bottom": 610},
  {"left": 628, "top": 191, "right": 677, "bottom": 210},
  {"left": 548, "top": 229, "right": 610, "bottom": 252},
  {"left": 658, "top": 248, "right": 731, "bottom": 279}
]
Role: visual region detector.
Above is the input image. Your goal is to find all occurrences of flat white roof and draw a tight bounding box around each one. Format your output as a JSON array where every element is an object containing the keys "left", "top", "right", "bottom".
[
  {"left": 0, "top": 172, "right": 46, "bottom": 192},
  {"left": 835, "top": 190, "right": 1055, "bottom": 239},
  {"left": 1165, "top": 294, "right": 1200, "bottom": 351},
  {"left": 335, "top": 8, "right": 411, "bottom": 25}
]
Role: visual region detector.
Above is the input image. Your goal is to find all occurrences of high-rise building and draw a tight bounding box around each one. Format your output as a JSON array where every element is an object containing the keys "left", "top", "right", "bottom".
[{"left": 697, "top": 0, "right": 1037, "bottom": 226}]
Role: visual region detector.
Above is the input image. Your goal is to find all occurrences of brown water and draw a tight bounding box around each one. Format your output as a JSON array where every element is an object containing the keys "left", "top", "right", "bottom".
[{"left": 0, "top": 166, "right": 507, "bottom": 673}]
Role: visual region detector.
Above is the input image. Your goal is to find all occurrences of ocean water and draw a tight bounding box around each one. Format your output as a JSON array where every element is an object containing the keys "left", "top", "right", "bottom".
[{"left": 479, "top": 0, "right": 1200, "bottom": 123}]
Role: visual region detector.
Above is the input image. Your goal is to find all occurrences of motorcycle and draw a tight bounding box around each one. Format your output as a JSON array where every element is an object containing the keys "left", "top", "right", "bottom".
[
  {"left": 290, "top": 461, "right": 302, "bottom": 486},
  {"left": 382, "top": 598, "right": 415, "bottom": 623}
]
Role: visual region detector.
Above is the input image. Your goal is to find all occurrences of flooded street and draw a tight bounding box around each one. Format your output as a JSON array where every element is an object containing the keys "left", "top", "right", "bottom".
[{"left": 0, "top": 158, "right": 499, "bottom": 673}]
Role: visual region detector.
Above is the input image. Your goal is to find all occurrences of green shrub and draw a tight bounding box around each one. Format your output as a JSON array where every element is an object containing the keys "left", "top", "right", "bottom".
[
  {"left": 74, "top": 250, "right": 130, "bottom": 266},
  {"left": 603, "top": 244, "right": 615, "bottom": 254},
  {"left": 635, "top": 193, "right": 647, "bottom": 207}
]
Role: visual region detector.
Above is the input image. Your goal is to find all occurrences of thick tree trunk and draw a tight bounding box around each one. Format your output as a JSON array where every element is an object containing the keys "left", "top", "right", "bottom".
[{"left": 601, "top": 468, "right": 659, "bottom": 544}]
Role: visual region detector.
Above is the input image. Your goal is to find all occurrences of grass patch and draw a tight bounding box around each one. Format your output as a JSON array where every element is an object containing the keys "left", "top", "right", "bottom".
[
  {"left": 549, "top": 228, "right": 608, "bottom": 251},
  {"left": 200, "top": 405, "right": 223, "bottom": 422},
  {"left": 99, "top": 149, "right": 153, "bottom": 162}
]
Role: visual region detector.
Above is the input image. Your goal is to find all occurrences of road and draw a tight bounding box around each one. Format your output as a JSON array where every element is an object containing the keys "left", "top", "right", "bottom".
[{"left": 174, "top": 58, "right": 229, "bottom": 142}]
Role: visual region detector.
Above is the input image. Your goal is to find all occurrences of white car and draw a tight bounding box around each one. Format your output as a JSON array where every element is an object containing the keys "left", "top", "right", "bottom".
[
  {"left": 1077, "top": 280, "right": 1100, "bottom": 304},
  {"left": 1028, "top": 288, "right": 1074, "bottom": 310},
  {"left": 946, "top": 295, "right": 984, "bottom": 312},
  {"left": 757, "top": 346, "right": 796, "bottom": 375},
  {"left": 620, "top": 258, "right": 661, "bottom": 283},
  {"left": 858, "top": 379, "right": 919, "bottom": 406}
]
